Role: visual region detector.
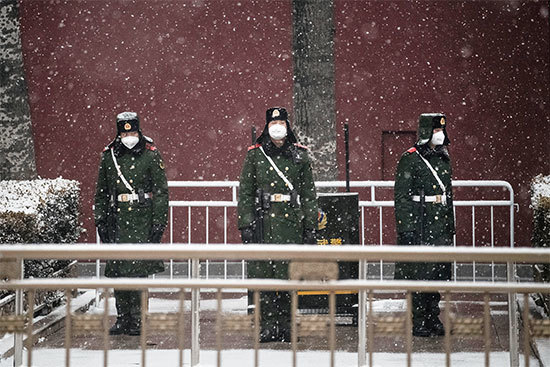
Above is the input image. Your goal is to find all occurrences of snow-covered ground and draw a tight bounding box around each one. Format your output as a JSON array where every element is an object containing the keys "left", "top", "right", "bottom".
[
  {"left": 88, "top": 295, "right": 408, "bottom": 315},
  {"left": 0, "top": 349, "right": 538, "bottom": 367}
]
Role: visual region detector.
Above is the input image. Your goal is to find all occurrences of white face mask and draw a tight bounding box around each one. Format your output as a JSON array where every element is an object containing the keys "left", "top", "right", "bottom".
[
  {"left": 121, "top": 136, "right": 139, "bottom": 149},
  {"left": 430, "top": 130, "right": 445, "bottom": 146},
  {"left": 268, "top": 124, "right": 287, "bottom": 140}
]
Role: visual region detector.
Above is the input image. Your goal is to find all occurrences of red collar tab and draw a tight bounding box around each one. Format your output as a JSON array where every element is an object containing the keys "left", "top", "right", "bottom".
[
  {"left": 407, "top": 147, "right": 417, "bottom": 153},
  {"left": 248, "top": 143, "right": 261, "bottom": 151},
  {"left": 146, "top": 143, "right": 157, "bottom": 151},
  {"left": 294, "top": 143, "right": 309, "bottom": 150}
]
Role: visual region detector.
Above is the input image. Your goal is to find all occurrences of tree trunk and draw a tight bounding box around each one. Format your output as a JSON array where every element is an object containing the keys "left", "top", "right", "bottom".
[
  {"left": 292, "top": 0, "right": 337, "bottom": 182},
  {"left": 0, "top": 0, "right": 36, "bottom": 180}
]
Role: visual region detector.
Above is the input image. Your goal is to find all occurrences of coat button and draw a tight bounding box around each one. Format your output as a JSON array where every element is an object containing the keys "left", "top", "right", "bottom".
[
  {"left": 129, "top": 179, "right": 133, "bottom": 184},
  {"left": 285, "top": 167, "right": 289, "bottom": 171},
  {"left": 285, "top": 213, "right": 289, "bottom": 218},
  {"left": 433, "top": 185, "right": 437, "bottom": 189},
  {"left": 117, "top": 208, "right": 120, "bottom": 212},
  {"left": 271, "top": 213, "right": 275, "bottom": 217},
  {"left": 130, "top": 165, "right": 135, "bottom": 169},
  {"left": 271, "top": 183, "right": 275, "bottom": 187},
  {"left": 269, "top": 167, "right": 274, "bottom": 171},
  {"left": 117, "top": 179, "right": 120, "bottom": 184},
  {"left": 435, "top": 216, "right": 438, "bottom": 220},
  {"left": 128, "top": 207, "right": 132, "bottom": 211}
]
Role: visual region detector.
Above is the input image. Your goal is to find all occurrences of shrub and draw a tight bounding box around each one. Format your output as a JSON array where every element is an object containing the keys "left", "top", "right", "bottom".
[
  {"left": 0, "top": 178, "right": 81, "bottom": 311},
  {"left": 531, "top": 174, "right": 550, "bottom": 316}
]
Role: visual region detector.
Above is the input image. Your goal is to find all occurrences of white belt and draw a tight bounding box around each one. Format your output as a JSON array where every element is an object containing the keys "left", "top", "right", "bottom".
[
  {"left": 270, "top": 194, "right": 301, "bottom": 205},
  {"left": 270, "top": 194, "right": 292, "bottom": 202},
  {"left": 118, "top": 192, "right": 152, "bottom": 202},
  {"left": 412, "top": 194, "right": 447, "bottom": 205}
]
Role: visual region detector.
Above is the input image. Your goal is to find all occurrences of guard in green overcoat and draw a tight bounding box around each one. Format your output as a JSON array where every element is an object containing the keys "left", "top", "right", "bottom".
[
  {"left": 394, "top": 113, "right": 455, "bottom": 337},
  {"left": 94, "top": 111, "right": 169, "bottom": 335},
  {"left": 238, "top": 107, "right": 318, "bottom": 342}
]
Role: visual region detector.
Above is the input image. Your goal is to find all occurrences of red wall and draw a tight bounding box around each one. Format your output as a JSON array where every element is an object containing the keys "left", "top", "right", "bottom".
[
  {"left": 333, "top": 1, "right": 550, "bottom": 247},
  {"left": 19, "top": 0, "right": 549, "bottom": 246}
]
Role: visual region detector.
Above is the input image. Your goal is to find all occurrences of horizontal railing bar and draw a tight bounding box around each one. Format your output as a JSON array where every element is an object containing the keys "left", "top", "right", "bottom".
[
  {"left": 168, "top": 181, "right": 239, "bottom": 188},
  {"left": 167, "top": 200, "right": 513, "bottom": 208},
  {"left": 2, "top": 279, "right": 548, "bottom": 293},
  {"left": 358, "top": 200, "right": 513, "bottom": 207},
  {"left": 169, "top": 201, "right": 237, "bottom": 207},
  {"left": 168, "top": 180, "right": 513, "bottom": 189},
  {"left": 0, "top": 244, "right": 548, "bottom": 263}
]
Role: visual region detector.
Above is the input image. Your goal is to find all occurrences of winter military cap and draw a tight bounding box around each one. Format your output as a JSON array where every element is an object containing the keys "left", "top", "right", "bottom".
[
  {"left": 417, "top": 113, "right": 450, "bottom": 145},
  {"left": 257, "top": 107, "right": 297, "bottom": 144},
  {"left": 116, "top": 111, "right": 140, "bottom": 134},
  {"left": 266, "top": 107, "right": 288, "bottom": 124}
]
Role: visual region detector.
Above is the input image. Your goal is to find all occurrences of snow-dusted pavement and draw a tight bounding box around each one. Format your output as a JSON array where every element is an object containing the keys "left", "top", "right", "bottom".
[
  {"left": 0, "top": 291, "right": 545, "bottom": 366},
  {"left": 0, "top": 349, "right": 538, "bottom": 367}
]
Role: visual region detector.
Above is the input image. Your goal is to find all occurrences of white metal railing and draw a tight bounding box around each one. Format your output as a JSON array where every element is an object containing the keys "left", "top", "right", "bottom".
[
  {"left": 2, "top": 245, "right": 549, "bottom": 367},
  {"left": 152, "top": 180, "right": 515, "bottom": 281}
]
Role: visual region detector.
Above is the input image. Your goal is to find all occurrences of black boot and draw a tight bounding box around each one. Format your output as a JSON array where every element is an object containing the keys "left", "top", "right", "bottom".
[
  {"left": 126, "top": 317, "right": 142, "bottom": 336},
  {"left": 426, "top": 293, "right": 444, "bottom": 336},
  {"left": 427, "top": 316, "right": 445, "bottom": 336},
  {"left": 109, "top": 316, "right": 129, "bottom": 335},
  {"left": 277, "top": 325, "right": 291, "bottom": 342},
  {"left": 260, "top": 326, "right": 278, "bottom": 343},
  {"left": 412, "top": 320, "right": 431, "bottom": 337}
]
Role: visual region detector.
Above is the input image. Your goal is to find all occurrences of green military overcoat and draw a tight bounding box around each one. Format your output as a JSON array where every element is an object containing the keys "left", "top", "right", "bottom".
[
  {"left": 238, "top": 142, "right": 318, "bottom": 279},
  {"left": 394, "top": 116, "right": 455, "bottom": 281},
  {"left": 94, "top": 138, "right": 169, "bottom": 277}
]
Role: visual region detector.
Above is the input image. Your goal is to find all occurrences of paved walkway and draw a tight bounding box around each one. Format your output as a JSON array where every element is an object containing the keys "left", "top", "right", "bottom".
[{"left": 30, "top": 291, "right": 537, "bottom": 359}]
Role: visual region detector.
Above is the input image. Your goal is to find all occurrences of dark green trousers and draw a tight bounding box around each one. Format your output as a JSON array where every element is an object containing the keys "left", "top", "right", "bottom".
[
  {"left": 114, "top": 290, "right": 142, "bottom": 320},
  {"left": 412, "top": 292, "right": 441, "bottom": 326},
  {"left": 247, "top": 260, "right": 290, "bottom": 333}
]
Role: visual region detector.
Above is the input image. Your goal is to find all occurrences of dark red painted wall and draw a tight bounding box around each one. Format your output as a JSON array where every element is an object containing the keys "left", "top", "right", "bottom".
[
  {"left": 19, "top": 0, "right": 294, "bottom": 243},
  {"left": 334, "top": 1, "right": 550, "bottom": 247},
  {"left": 19, "top": 0, "right": 549, "bottom": 246}
]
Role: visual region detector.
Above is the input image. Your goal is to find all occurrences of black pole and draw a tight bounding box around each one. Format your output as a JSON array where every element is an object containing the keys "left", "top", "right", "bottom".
[
  {"left": 344, "top": 123, "right": 350, "bottom": 192},
  {"left": 251, "top": 126, "right": 256, "bottom": 145}
]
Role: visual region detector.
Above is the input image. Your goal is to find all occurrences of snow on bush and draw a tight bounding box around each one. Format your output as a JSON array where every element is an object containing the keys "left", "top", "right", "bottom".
[
  {"left": 530, "top": 174, "right": 550, "bottom": 316},
  {"left": 0, "top": 178, "right": 81, "bottom": 280},
  {"left": 531, "top": 174, "right": 550, "bottom": 211},
  {"left": 0, "top": 178, "right": 81, "bottom": 244}
]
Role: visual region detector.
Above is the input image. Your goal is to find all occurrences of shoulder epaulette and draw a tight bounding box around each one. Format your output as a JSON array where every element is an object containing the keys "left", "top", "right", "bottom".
[
  {"left": 406, "top": 147, "right": 417, "bottom": 154},
  {"left": 248, "top": 143, "right": 261, "bottom": 151},
  {"left": 145, "top": 143, "right": 157, "bottom": 151},
  {"left": 102, "top": 146, "right": 110, "bottom": 152},
  {"left": 144, "top": 135, "right": 153, "bottom": 143},
  {"left": 293, "top": 143, "right": 309, "bottom": 150}
]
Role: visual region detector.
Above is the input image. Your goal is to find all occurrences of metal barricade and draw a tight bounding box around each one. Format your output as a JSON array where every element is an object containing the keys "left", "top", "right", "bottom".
[{"left": 106, "top": 180, "right": 513, "bottom": 281}]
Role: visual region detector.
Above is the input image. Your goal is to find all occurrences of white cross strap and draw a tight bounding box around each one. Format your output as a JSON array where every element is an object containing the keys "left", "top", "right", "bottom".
[
  {"left": 415, "top": 150, "right": 447, "bottom": 197},
  {"left": 110, "top": 148, "right": 136, "bottom": 196},
  {"left": 259, "top": 146, "right": 295, "bottom": 192}
]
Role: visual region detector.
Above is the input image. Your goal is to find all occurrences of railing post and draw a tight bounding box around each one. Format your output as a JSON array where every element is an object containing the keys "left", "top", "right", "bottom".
[
  {"left": 508, "top": 184, "right": 518, "bottom": 367},
  {"left": 11, "top": 258, "right": 23, "bottom": 367},
  {"left": 357, "top": 260, "right": 367, "bottom": 367},
  {"left": 191, "top": 258, "right": 200, "bottom": 366},
  {"left": 508, "top": 261, "right": 519, "bottom": 367}
]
